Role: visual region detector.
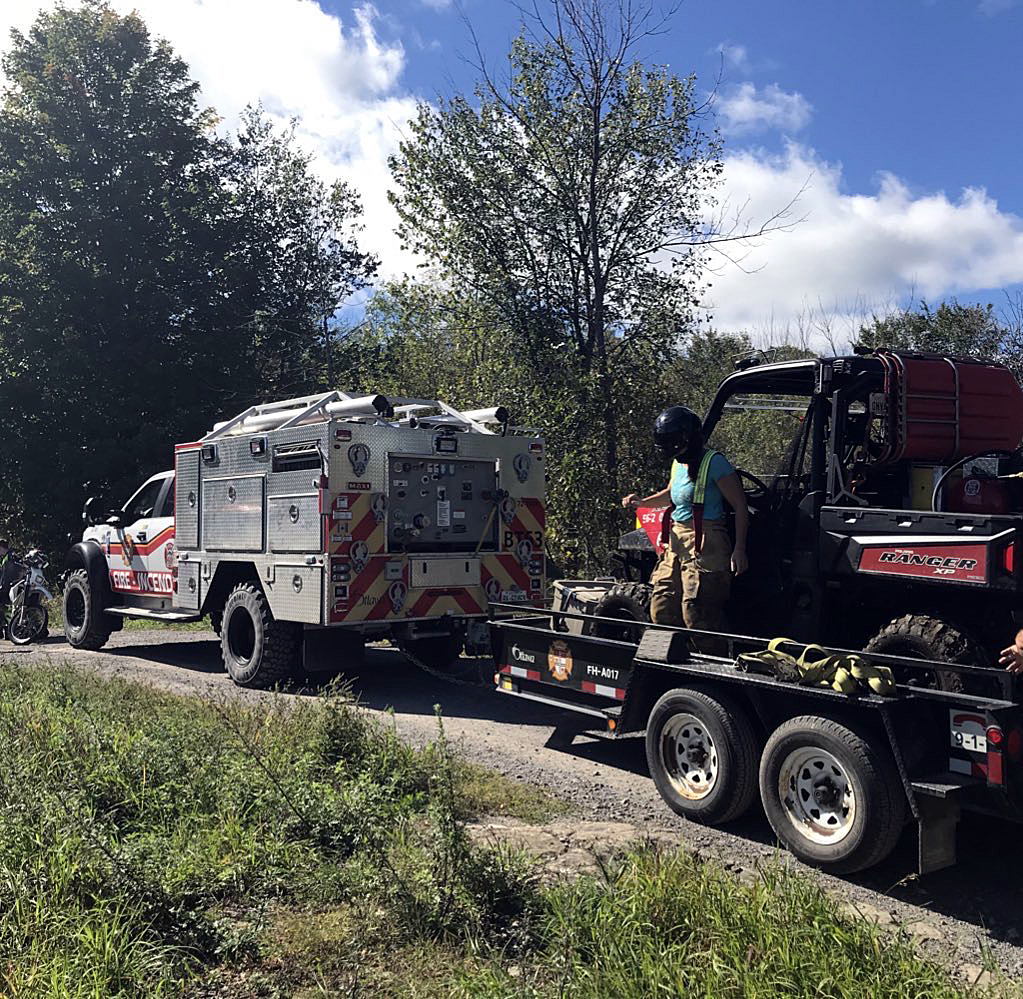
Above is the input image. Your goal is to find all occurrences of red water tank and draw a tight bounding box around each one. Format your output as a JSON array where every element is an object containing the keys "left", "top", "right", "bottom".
[
  {"left": 878, "top": 351, "right": 1023, "bottom": 463},
  {"left": 946, "top": 474, "right": 1012, "bottom": 515}
]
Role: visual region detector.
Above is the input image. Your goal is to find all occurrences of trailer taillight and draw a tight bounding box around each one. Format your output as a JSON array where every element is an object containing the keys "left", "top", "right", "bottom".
[
  {"left": 987, "top": 725, "right": 1005, "bottom": 786},
  {"left": 1004, "top": 543, "right": 1015, "bottom": 573}
]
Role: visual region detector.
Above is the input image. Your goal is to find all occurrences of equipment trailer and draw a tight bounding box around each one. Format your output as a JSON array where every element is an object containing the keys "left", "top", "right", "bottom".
[{"left": 490, "top": 604, "right": 1023, "bottom": 875}]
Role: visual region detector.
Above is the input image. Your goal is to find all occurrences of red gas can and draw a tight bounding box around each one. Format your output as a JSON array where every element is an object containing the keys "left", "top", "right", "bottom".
[{"left": 946, "top": 474, "right": 1012, "bottom": 515}]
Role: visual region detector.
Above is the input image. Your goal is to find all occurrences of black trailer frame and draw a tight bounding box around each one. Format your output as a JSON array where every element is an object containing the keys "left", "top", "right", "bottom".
[{"left": 488, "top": 603, "right": 1023, "bottom": 874}]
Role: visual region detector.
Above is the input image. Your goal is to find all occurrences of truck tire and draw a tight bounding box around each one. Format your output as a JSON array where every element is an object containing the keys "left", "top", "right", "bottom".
[
  {"left": 220, "top": 583, "right": 300, "bottom": 689},
  {"left": 62, "top": 568, "right": 112, "bottom": 651},
  {"left": 592, "top": 582, "right": 651, "bottom": 640},
  {"left": 646, "top": 687, "right": 758, "bottom": 825},
  {"left": 865, "top": 615, "right": 985, "bottom": 693},
  {"left": 759, "top": 716, "right": 906, "bottom": 874}
]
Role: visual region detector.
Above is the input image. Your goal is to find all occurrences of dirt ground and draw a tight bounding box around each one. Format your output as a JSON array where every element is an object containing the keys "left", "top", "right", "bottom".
[{"left": 4, "top": 627, "right": 1022, "bottom": 986}]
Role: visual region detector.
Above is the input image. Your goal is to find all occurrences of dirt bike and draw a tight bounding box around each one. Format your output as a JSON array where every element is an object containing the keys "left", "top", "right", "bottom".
[{"left": 6, "top": 549, "right": 52, "bottom": 644}]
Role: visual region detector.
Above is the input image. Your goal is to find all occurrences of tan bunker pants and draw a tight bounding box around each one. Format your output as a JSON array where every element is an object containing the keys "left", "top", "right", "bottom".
[{"left": 649, "top": 520, "right": 731, "bottom": 631}]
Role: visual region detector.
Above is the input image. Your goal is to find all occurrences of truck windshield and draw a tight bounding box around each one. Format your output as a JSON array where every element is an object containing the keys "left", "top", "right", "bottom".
[
  {"left": 123, "top": 479, "right": 164, "bottom": 520},
  {"left": 707, "top": 394, "right": 811, "bottom": 482}
]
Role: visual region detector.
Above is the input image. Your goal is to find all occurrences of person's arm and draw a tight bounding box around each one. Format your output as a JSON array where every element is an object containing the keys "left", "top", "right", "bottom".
[
  {"left": 622, "top": 485, "right": 671, "bottom": 509},
  {"left": 716, "top": 471, "right": 749, "bottom": 575}
]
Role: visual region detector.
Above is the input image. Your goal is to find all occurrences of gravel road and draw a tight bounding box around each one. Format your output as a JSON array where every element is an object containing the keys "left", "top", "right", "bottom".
[{"left": 4, "top": 627, "right": 1022, "bottom": 984}]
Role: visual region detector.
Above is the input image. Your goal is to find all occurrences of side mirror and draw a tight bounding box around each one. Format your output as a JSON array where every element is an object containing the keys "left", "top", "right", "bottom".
[{"left": 82, "top": 496, "right": 97, "bottom": 526}]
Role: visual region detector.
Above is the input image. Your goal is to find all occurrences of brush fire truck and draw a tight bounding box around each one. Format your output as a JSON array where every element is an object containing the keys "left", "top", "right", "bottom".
[{"left": 63, "top": 392, "right": 546, "bottom": 687}]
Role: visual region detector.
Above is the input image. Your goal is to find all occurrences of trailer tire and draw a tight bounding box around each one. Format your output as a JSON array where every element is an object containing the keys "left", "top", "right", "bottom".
[
  {"left": 646, "top": 686, "right": 759, "bottom": 825},
  {"left": 759, "top": 716, "right": 906, "bottom": 874},
  {"left": 865, "top": 615, "right": 985, "bottom": 693},
  {"left": 220, "top": 583, "right": 300, "bottom": 689},
  {"left": 592, "top": 582, "right": 651, "bottom": 640},
  {"left": 62, "top": 568, "right": 112, "bottom": 651}
]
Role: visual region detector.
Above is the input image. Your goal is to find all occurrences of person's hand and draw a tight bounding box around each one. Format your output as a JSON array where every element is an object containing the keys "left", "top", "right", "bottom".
[
  {"left": 621, "top": 493, "right": 639, "bottom": 509},
  {"left": 731, "top": 547, "right": 748, "bottom": 575},
  {"left": 1000, "top": 630, "right": 1023, "bottom": 672}
]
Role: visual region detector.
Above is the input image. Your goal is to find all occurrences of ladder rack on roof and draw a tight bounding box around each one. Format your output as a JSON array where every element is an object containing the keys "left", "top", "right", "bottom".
[{"left": 202, "top": 392, "right": 510, "bottom": 441}]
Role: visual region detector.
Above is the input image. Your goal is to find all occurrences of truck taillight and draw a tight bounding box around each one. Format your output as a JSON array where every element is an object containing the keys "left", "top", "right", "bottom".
[
  {"left": 986, "top": 725, "right": 1004, "bottom": 748},
  {"left": 1004, "top": 543, "right": 1015, "bottom": 573}
]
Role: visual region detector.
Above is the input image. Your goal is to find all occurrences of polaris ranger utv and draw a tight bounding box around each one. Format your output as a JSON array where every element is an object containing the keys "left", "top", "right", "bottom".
[{"left": 586, "top": 349, "right": 1023, "bottom": 689}]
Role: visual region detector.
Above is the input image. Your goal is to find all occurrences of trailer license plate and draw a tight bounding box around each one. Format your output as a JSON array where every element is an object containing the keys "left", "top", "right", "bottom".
[{"left": 949, "top": 709, "right": 987, "bottom": 754}]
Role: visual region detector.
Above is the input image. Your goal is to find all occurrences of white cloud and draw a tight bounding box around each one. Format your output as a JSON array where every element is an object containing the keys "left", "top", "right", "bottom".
[
  {"left": 420, "top": 0, "right": 453, "bottom": 9},
  {"left": 714, "top": 41, "right": 749, "bottom": 73},
  {"left": 706, "top": 143, "right": 1023, "bottom": 341},
  {"left": 717, "top": 82, "right": 812, "bottom": 136},
  {"left": 979, "top": 0, "right": 1018, "bottom": 14},
  {"left": 0, "top": 0, "right": 420, "bottom": 278}
]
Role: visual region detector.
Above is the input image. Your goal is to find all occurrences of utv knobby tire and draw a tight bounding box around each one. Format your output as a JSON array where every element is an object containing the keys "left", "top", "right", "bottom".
[
  {"left": 592, "top": 581, "right": 651, "bottom": 640},
  {"left": 759, "top": 716, "right": 906, "bottom": 874},
  {"left": 220, "top": 583, "right": 300, "bottom": 689},
  {"left": 865, "top": 615, "right": 987, "bottom": 693},
  {"left": 646, "top": 686, "right": 759, "bottom": 825},
  {"left": 62, "top": 568, "right": 112, "bottom": 651}
]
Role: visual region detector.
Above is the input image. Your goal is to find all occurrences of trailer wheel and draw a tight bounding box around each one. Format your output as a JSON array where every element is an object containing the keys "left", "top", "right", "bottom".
[
  {"left": 865, "top": 615, "right": 985, "bottom": 693},
  {"left": 220, "top": 583, "right": 300, "bottom": 689},
  {"left": 759, "top": 716, "right": 906, "bottom": 874},
  {"left": 592, "top": 582, "right": 651, "bottom": 641},
  {"left": 646, "top": 687, "right": 758, "bottom": 825},
  {"left": 62, "top": 568, "right": 112, "bottom": 651}
]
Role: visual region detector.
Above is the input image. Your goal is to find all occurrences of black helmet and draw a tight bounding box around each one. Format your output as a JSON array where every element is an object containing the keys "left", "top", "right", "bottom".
[{"left": 653, "top": 406, "right": 701, "bottom": 461}]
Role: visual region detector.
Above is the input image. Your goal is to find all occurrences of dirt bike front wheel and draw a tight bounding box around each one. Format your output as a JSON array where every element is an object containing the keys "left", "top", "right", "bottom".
[{"left": 8, "top": 605, "right": 48, "bottom": 645}]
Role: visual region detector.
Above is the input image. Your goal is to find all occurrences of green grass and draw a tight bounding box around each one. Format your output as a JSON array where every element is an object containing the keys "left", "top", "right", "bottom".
[
  {"left": 0, "top": 666, "right": 994, "bottom": 998},
  {"left": 44, "top": 596, "right": 214, "bottom": 633}
]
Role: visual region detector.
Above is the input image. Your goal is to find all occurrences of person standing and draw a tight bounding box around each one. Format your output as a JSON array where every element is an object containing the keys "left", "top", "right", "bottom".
[
  {"left": 0, "top": 538, "right": 17, "bottom": 630},
  {"left": 622, "top": 407, "right": 749, "bottom": 631}
]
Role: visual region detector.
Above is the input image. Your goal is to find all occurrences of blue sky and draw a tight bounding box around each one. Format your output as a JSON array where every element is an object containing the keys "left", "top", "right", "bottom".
[
  {"left": 378, "top": 0, "right": 1023, "bottom": 209},
  {"left": 3, "top": 0, "right": 1022, "bottom": 342}
]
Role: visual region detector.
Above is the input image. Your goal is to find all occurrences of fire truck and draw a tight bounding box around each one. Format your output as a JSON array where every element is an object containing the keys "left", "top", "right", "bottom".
[{"left": 63, "top": 392, "right": 545, "bottom": 687}]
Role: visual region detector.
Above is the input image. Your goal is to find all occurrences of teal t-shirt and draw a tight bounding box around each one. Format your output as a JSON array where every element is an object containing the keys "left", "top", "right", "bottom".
[{"left": 670, "top": 452, "right": 735, "bottom": 523}]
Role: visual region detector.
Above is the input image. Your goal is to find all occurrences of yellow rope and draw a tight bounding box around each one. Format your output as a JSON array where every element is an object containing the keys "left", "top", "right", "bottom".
[{"left": 736, "top": 638, "right": 895, "bottom": 697}]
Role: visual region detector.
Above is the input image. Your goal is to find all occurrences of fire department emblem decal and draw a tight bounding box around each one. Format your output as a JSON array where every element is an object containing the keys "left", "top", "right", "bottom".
[
  {"left": 513, "top": 452, "right": 531, "bottom": 483},
  {"left": 351, "top": 541, "right": 369, "bottom": 573},
  {"left": 500, "top": 495, "right": 517, "bottom": 525},
  {"left": 164, "top": 542, "right": 176, "bottom": 569},
  {"left": 484, "top": 578, "right": 500, "bottom": 602},
  {"left": 371, "top": 493, "right": 387, "bottom": 523},
  {"left": 389, "top": 580, "right": 407, "bottom": 613},
  {"left": 348, "top": 443, "right": 370, "bottom": 476},
  {"left": 548, "top": 640, "right": 573, "bottom": 682},
  {"left": 120, "top": 533, "right": 136, "bottom": 566}
]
